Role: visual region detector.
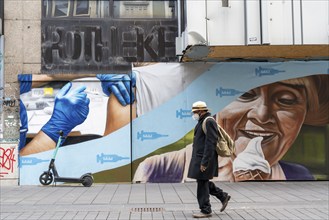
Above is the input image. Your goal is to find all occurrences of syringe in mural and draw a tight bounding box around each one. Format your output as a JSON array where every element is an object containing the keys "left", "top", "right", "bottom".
[{"left": 137, "top": 130, "right": 169, "bottom": 141}]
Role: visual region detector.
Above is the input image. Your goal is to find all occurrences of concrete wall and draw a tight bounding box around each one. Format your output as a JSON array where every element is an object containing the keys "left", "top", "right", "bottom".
[
  {"left": 2, "top": 0, "right": 40, "bottom": 137},
  {"left": 1, "top": 0, "right": 41, "bottom": 185}
]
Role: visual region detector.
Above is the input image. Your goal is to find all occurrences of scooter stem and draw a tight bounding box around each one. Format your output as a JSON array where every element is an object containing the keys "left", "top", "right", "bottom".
[{"left": 52, "top": 136, "right": 63, "bottom": 159}]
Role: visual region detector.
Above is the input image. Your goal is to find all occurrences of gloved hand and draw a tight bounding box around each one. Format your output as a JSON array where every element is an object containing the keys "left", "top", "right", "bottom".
[
  {"left": 19, "top": 101, "right": 28, "bottom": 151},
  {"left": 18, "top": 74, "right": 32, "bottom": 150},
  {"left": 41, "top": 82, "right": 90, "bottom": 142},
  {"left": 96, "top": 72, "right": 136, "bottom": 106},
  {"left": 18, "top": 74, "right": 32, "bottom": 94}
]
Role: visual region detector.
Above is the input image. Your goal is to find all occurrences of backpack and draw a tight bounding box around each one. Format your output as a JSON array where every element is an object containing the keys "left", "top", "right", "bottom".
[{"left": 202, "top": 116, "right": 235, "bottom": 157}]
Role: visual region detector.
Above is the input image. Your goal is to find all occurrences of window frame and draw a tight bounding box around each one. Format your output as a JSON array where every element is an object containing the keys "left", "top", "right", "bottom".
[{"left": 52, "top": 0, "right": 71, "bottom": 17}]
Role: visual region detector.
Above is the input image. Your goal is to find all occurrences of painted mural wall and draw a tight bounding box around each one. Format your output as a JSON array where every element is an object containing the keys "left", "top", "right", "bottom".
[{"left": 18, "top": 61, "right": 329, "bottom": 185}]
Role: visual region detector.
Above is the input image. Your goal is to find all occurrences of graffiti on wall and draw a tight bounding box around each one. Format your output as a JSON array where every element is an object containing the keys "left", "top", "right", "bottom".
[
  {"left": 1, "top": 96, "right": 20, "bottom": 141},
  {"left": 0, "top": 144, "right": 18, "bottom": 179},
  {"left": 18, "top": 62, "right": 329, "bottom": 185}
]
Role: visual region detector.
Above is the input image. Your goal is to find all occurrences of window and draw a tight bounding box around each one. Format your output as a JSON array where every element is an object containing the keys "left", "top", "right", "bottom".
[
  {"left": 74, "top": 0, "right": 90, "bottom": 16},
  {"left": 96, "top": 0, "right": 109, "bottom": 18},
  {"left": 122, "top": 1, "right": 150, "bottom": 18},
  {"left": 52, "top": 0, "right": 70, "bottom": 17},
  {"left": 222, "top": 0, "right": 229, "bottom": 7},
  {"left": 42, "top": 0, "right": 49, "bottom": 17}
]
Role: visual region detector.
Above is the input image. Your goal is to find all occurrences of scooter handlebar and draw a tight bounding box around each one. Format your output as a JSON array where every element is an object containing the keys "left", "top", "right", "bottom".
[{"left": 58, "top": 130, "right": 64, "bottom": 137}]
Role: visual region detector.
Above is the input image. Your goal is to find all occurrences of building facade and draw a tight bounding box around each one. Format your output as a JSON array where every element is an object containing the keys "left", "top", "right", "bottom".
[{"left": 0, "top": 0, "right": 328, "bottom": 185}]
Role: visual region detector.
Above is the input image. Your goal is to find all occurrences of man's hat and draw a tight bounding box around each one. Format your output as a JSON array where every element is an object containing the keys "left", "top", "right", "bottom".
[{"left": 192, "top": 101, "right": 209, "bottom": 112}]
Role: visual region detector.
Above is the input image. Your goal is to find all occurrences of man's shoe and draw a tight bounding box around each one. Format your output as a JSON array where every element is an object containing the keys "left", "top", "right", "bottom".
[
  {"left": 192, "top": 212, "right": 212, "bottom": 218},
  {"left": 220, "top": 195, "right": 231, "bottom": 212}
]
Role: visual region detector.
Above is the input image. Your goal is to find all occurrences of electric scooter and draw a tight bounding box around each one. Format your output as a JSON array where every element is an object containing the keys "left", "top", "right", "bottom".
[{"left": 39, "top": 131, "right": 94, "bottom": 187}]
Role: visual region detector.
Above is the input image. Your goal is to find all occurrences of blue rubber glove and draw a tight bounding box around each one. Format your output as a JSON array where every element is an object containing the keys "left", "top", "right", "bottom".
[
  {"left": 96, "top": 72, "right": 136, "bottom": 106},
  {"left": 41, "top": 82, "right": 90, "bottom": 142},
  {"left": 18, "top": 74, "right": 32, "bottom": 94},
  {"left": 18, "top": 74, "right": 32, "bottom": 151},
  {"left": 19, "top": 101, "right": 28, "bottom": 151}
]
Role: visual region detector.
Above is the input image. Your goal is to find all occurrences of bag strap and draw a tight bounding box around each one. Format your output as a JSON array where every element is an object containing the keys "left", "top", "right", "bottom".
[
  {"left": 203, "top": 116, "right": 236, "bottom": 157},
  {"left": 202, "top": 116, "right": 216, "bottom": 133},
  {"left": 202, "top": 116, "right": 224, "bottom": 138}
]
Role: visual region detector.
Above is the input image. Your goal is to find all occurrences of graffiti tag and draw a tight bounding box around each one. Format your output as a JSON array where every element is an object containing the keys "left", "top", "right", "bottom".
[
  {"left": 0, "top": 146, "right": 16, "bottom": 177},
  {"left": 1, "top": 99, "right": 17, "bottom": 107}
]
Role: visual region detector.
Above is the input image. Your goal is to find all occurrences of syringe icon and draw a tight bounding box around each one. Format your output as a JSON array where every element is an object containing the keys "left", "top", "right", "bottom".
[
  {"left": 137, "top": 130, "right": 169, "bottom": 141},
  {"left": 96, "top": 153, "right": 130, "bottom": 164},
  {"left": 19, "top": 157, "right": 49, "bottom": 168},
  {"left": 176, "top": 109, "right": 192, "bottom": 119},
  {"left": 216, "top": 87, "right": 244, "bottom": 97},
  {"left": 255, "top": 67, "right": 285, "bottom": 77}
]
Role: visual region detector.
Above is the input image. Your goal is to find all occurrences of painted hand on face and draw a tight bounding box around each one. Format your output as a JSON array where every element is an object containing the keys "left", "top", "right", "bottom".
[{"left": 219, "top": 81, "right": 308, "bottom": 167}]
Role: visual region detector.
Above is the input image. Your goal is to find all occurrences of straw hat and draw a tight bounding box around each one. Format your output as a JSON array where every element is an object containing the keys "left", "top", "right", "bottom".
[{"left": 192, "top": 101, "right": 209, "bottom": 112}]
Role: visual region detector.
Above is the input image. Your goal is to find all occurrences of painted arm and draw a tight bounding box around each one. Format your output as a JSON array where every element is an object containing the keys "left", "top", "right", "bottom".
[
  {"left": 103, "top": 91, "right": 137, "bottom": 136},
  {"left": 20, "top": 82, "right": 90, "bottom": 156}
]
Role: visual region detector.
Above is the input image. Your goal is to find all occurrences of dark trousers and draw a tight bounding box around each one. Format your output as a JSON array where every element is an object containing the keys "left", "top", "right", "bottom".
[{"left": 197, "top": 179, "right": 227, "bottom": 214}]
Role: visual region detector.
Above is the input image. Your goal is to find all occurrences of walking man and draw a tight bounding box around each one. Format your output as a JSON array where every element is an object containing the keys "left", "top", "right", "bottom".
[{"left": 188, "top": 101, "right": 231, "bottom": 218}]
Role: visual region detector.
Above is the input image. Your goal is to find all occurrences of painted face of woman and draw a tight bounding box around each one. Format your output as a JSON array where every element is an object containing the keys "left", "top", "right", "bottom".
[{"left": 218, "top": 81, "right": 308, "bottom": 166}]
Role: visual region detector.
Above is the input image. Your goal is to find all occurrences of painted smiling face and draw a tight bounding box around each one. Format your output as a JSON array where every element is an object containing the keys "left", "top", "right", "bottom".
[{"left": 218, "top": 81, "right": 308, "bottom": 166}]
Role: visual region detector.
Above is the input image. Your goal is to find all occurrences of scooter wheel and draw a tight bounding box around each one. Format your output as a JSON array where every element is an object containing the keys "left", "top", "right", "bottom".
[
  {"left": 39, "top": 172, "right": 53, "bottom": 185},
  {"left": 82, "top": 175, "right": 93, "bottom": 187}
]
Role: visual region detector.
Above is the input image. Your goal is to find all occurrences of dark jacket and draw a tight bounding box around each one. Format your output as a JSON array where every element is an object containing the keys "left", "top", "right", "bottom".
[{"left": 187, "top": 112, "right": 219, "bottom": 180}]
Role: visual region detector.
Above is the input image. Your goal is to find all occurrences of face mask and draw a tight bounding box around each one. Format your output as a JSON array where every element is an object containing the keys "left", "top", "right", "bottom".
[{"left": 192, "top": 113, "right": 200, "bottom": 121}]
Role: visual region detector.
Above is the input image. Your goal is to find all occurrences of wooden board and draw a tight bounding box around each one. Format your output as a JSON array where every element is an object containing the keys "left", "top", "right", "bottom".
[{"left": 180, "top": 45, "right": 329, "bottom": 62}]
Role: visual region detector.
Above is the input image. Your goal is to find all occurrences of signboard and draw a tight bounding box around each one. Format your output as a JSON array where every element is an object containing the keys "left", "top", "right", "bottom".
[{"left": 41, "top": 0, "right": 179, "bottom": 73}]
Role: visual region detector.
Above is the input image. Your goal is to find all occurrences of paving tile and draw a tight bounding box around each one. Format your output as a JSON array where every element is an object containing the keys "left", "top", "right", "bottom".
[
  {"left": 255, "top": 209, "right": 277, "bottom": 220},
  {"left": 162, "top": 212, "right": 175, "bottom": 220},
  {"left": 95, "top": 211, "right": 109, "bottom": 220},
  {"left": 85, "top": 211, "right": 99, "bottom": 220},
  {"left": 73, "top": 211, "right": 88, "bottom": 220},
  {"left": 62, "top": 211, "right": 78, "bottom": 220},
  {"left": 107, "top": 211, "right": 120, "bottom": 220},
  {"left": 151, "top": 212, "right": 164, "bottom": 220}
]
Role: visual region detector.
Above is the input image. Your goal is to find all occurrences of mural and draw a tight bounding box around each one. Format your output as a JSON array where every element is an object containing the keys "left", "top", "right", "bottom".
[
  {"left": 18, "top": 61, "right": 329, "bottom": 185},
  {"left": 41, "top": 0, "right": 179, "bottom": 73}
]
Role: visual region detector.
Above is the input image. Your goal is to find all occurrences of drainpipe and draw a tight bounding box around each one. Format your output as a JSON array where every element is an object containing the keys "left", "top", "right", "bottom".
[{"left": 205, "top": 0, "right": 209, "bottom": 45}]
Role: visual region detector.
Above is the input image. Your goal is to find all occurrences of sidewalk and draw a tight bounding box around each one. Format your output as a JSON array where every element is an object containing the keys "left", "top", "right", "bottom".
[{"left": 0, "top": 181, "right": 328, "bottom": 220}]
